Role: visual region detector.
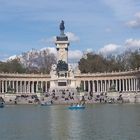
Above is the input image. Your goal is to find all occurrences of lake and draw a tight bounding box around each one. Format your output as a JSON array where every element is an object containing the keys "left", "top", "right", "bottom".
[{"left": 0, "top": 104, "right": 140, "bottom": 140}]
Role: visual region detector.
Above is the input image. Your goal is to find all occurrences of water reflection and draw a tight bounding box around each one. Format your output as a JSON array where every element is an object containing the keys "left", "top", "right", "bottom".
[
  {"left": 0, "top": 104, "right": 140, "bottom": 140},
  {"left": 50, "top": 105, "right": 86, "bottom": 140}
]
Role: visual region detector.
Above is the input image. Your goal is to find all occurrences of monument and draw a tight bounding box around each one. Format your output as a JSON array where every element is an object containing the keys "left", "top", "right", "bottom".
[{"left": 50, "top": 21, "right": 77, "bottom": 91}]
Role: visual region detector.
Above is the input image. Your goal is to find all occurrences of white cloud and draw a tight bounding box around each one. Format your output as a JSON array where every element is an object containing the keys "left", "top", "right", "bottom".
[
  {"left": 99, "top": 43, "right": 121, "bottom": 55},
  {"left": 99, "top": 38, "right": 140, "bottom": 56},
  {"left": 8, "top": 55, "right": 17, "bottom": 60},
  {"left": 126, "top": 20, "right": 140, "bottom": 28},
  {"left": 65, "top": 32, "right": 79, "bottom": 42},
  {"left": 68, "top": 50, "right": 83, "bottom": 62},
  {"left": 47, "top": 47, "right": 57, "bottom": 54},
  {"left": 40, "top": 47, "right": 57, "bottom": 55},
  {"left": 40, "top": 36, "right": 56, "bottom": 45},
  {"left": 125, "top": 38, "right": 140, "bottom": 49},
  {"left": 126, "top": 12, "right": 140, "bottom": 28}
]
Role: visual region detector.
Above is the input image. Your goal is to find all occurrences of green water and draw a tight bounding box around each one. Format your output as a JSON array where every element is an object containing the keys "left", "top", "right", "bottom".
[{"left": 0, "top": 104, "right": 140, "bottom": 140}]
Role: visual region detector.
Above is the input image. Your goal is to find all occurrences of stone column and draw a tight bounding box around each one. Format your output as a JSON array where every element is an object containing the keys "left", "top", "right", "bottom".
[
  {"left": 112, "top": 80, "right": 114, "bottom": 87},
  {"left": 136, "top": 78, "right": 138, "bottom": 92},
  {"left": 28, "top": 81, "right": 31, "bottom": 93},
  {"left": 32, "top": 81, "right": 34, "bottom": 93},
  {"left": 122, "top": 79, "right": 125, "bottom": 92},
  {"left": 125, "top": 79, "right": 128, "bottom": 92},
  {"left": 5, "top": 81, "right": 7, "bottom": 93},
  {"left": 119, "top": 79, "right": 121, "bottom": 92},
  {"left": 45, "top": 81, "right": 48, "bottom": 92},
  {"left": 101, "top": 80, "right": 103, "bottom": 92},
  {"left": 129, "top": 79, "right": 131, "bottom": 91},
  {"left": 36, "top": 81, "right": 38, "bottom": 93},
  {"left": 20, "top": 81, "right": 22, "bottom": 93},
  {"left": 26, "top": 81, "right": 28, "bottom": 93},
  {"left": 115, "top": 80, "right": 117, "bottom": 91},
  {"left": 106, "top": 80, "right": 108, "bottom": 92},
  {"left": 133, "top": 79, "right": 135, "bottom": 91},
  {"left": 88, "top": 81, "right": 91, "bottom": 92},
  {"left": 16, "top": 81, "right": 18, "bottom": 93},
  {"left": 134, "top": 78, "right": 136, "bottom": 91},
  {"left": 109, "top": 80, "right": 111, "bottom": 91},
  {"left": 131, "top": 78, "right": 133, "bottom": 91},
  {"left": 41, "top": 81, "right": 43, "bottom": 92},
  {"left": 24, "top": 81, "right": 26, "bottom": 93},
  {"left": 102, "top": 81, "right": 103, "bottom": 92},
  {"left": 83, "top": 81, "right": 86, "bottom": 91},
  {"left": 92, "top": 81, "right": 95, "bottom": 92},
  {"left": 12, "top": 81, "right": 15, "bottom": 92},
  {"left": 105, "top": 80, "right": 107, "bottom": 92},
  {"left": 97, "top": 80, "right": 99, "bottom": 93},
  {"left": 2, "top": 81, "right": 4, "bottom": 93}
]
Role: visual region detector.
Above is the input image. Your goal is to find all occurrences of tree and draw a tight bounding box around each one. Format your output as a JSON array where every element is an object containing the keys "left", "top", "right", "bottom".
[
  {"left": 0, "top": 58, "right": 26, "bottom": 73},
  {"left": 78, "top": 49, "right": 140, "bottom": 73},
  {"left": 21, "top": 48, "right": 57, "bottom": 74}
]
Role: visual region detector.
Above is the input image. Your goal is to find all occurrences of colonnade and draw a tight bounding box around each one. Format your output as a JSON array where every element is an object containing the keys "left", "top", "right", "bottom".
[
  {"left": 0, "top": 70, "right": 140, "bottom": 94},
  {"left": 0, "top": 80, "right": 50, "bottom": 94},
  {"left": 81, "top": 78, "right": 140, "bottom": 93}
]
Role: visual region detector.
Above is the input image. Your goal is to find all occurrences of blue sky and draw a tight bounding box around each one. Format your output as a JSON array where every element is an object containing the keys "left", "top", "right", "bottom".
[{"left": 0, "top": 0, "right": 140, "bottom": 61}]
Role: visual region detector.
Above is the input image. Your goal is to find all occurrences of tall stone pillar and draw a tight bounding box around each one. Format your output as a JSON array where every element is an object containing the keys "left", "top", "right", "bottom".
[
  {"left": 12, "top": 81, "right": 15, "bottom": 92},
  {"left": 45, "top": 81, "right": 48, "bottom": 92},
  {"left": 134, "top": 78, "right": 136, "bottom": 91},
  {"left": 83, "top": 81, "right": 86, "bottom": 91},
  {"left": 16, "top": 81, "right": 18, "bottom": 93},
  {"left": 136, "top": 78, "right": 138, "bottom": 92},
  {"left": 32, "top": 81, "right": 34, "bottom": 93},
  {"left": 129, "top": 79, "right": 131, "bottom": 91},
  {"left": 28, "top": 81, "right": 30, "bottom": 93},
  {"left": 101, "top": 80, "right": 103, "bottom": 92},
  {"left": 92, "top": 81, "right": 95, "bottom": 92},
  {"left": 97, "top": 80, "right": 99, "bottom": 93},
  {"left": 2, "top": 81, "right": 4, "bottom": 93},
  {"left": 106, "top": 80, "right": 108, "bottom": 91},
  {"left": 41, "top": 81, "right": 43, "bottom": 92},
  {"left": 102, "top": 81, "right": 104, "bottom": 92},
  {"left": 88, "top": 81, "right": 91, "bottom": 92},
  {"left": 119, "top": 79, "right": 121, "bottom": 91},
  {"left": 36, "top": 81, "right": 38, "bottom": 93},
  {"left": 24, "top": 81, "right": 26, "bottom": 93},
  {"left": 5, "top": 81, "right": 7, "bottom": 93},
  {"left": 131, "top": 78, "right": 133, "bottom": 91},
  {"left": 122, "top": 79, "right": 125, "bottom": 92},
  {"left": 108, "top": 80, "right": 110, "bottom": 91},
  {"left": 115, "top": 80, "right": 117, "bottom": 91},
  {"left": 20, "top": 81, "right": 22, "bottom": 93},
  {"left": 105, "top": 80, "right": 107, "bottom": 92},
  {"left": 126, "top": 79, "right": 128, "bottom": 92}
]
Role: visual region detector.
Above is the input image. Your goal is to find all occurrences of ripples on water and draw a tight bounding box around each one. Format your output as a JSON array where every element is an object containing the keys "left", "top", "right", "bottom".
[{"left": 0, "top": 104, "right": 140, "bottom": 140}]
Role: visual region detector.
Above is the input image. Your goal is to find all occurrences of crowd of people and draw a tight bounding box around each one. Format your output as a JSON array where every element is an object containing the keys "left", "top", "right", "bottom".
[{"left": 0, "top": 89, "right": 125, "bottom": 105}]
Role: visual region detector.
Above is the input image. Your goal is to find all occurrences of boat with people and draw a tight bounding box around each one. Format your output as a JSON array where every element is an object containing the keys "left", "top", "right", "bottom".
[
  {"left": 68, "top": 103, "right": 85, "bottom": 110},
  {"left": 0, "top": 97, "right": 5, "bottom": 108}
]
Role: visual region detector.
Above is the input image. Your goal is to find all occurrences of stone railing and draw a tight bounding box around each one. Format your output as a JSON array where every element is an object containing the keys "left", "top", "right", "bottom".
[
  {"left": 75, "top": 68, "right": 140, "bottom": 77},
  {"left": 0, "top": 72, "right": 51, "bottom": 78}
]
